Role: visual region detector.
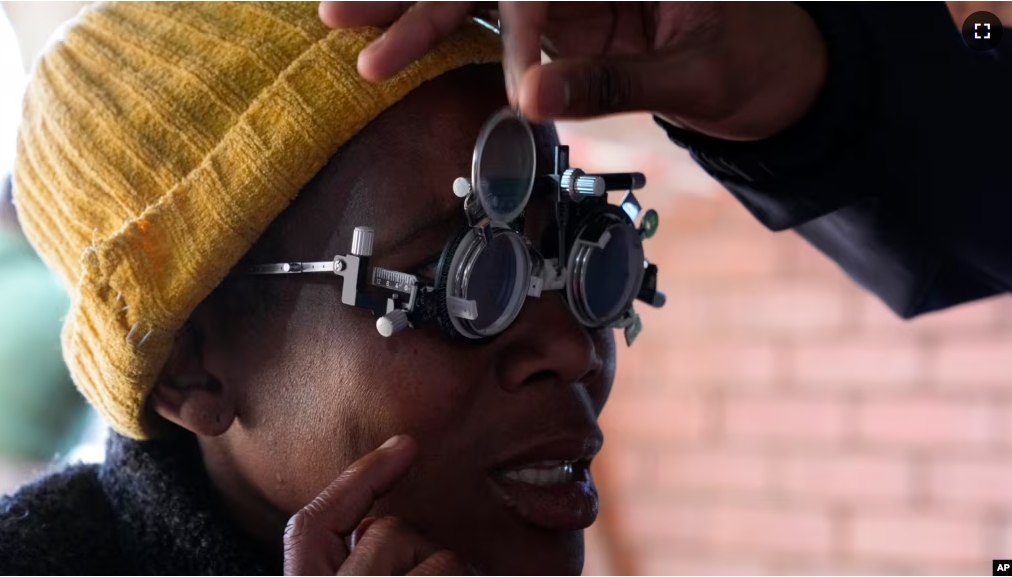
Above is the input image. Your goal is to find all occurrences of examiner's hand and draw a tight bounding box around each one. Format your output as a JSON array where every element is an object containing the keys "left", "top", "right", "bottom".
[
  {"left": 319, "top": 2, "right": 828, "bottom": 141},
  {"left": 284, "top": 435, "right": 466, "bottom": 576}
]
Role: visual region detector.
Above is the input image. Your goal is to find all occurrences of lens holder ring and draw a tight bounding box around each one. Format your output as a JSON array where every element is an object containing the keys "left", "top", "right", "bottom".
[
  {"left": 565, "top": 207, "right": 646, "bottom": 328},
  {"left": 445, "top": 225, "right": 532, "bottom": 339},
  {"left": 471, "top": 108, "right": 537, "bottom": 225}
]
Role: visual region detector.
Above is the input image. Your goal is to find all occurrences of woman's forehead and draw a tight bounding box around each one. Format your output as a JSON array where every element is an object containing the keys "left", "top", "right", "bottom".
[{"left": 258, "top": 65, "right": 559, "bottom": 261}]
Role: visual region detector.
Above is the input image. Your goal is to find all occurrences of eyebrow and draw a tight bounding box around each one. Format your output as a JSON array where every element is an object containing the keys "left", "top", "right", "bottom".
[{"left": 375, "top": 205, "right": 460, "bottom": 258}]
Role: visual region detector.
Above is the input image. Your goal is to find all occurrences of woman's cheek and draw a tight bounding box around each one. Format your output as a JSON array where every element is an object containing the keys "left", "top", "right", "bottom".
[
  {"left": 590, "top": 330, "right": 618, "bottom": 414},
  {"left": 354, "top": 336, "right": 483, "bottom": 434}
]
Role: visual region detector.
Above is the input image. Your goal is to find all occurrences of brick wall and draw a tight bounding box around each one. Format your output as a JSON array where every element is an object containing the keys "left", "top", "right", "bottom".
[{"left": 557, "top": 114, "right": 1012, "bottom": 575}]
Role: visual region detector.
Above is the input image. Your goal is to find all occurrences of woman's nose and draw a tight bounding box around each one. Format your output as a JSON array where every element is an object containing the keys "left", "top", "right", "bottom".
[{"left": 493, "top": 291, "right": 603, "bottom": 393}]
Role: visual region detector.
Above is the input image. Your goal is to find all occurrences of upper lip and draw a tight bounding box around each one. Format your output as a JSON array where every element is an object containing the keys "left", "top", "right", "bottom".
[{"left": 490, "top": 429, "right": 604, "bottom": 472}]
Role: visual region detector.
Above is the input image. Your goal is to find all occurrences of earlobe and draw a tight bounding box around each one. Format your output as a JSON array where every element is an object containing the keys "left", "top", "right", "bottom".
[{"left": 151, "top": 324, "right": 236, "bottom": 437}]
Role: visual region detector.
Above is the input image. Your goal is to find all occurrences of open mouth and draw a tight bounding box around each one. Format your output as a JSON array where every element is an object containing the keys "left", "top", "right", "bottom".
[
  {"left": 487, "top": 437, "right": 602, "bottom": 531},
  {"left": 498, "top": 460, "right": 580, "bottom": 486}
]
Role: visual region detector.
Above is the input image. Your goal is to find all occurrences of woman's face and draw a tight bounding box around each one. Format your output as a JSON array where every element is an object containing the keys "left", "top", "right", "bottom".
[{"left": 197, "top": 65, "right": 616, "bottom": 575}]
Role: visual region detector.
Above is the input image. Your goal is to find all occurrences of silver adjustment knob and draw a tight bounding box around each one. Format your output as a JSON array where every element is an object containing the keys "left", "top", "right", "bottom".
[
  {"left": 575, "top": 175, "right": 605, "bottom": 197},
  {"left": 561, "top": 168, "right": 605, "bottom": 201},
  {"left": 376, "top": 309, "right": 409, "bottom": 337},
  {"left": 351, "top": 226, "right": 375, "bottom": 257},
  {"left": 452, "top": 177, "right": 472, "bottom": 198}
]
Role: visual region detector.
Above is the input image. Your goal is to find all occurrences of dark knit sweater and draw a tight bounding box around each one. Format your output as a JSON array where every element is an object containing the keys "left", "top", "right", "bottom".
[{"left": 0, "top": 432, "right": 275, "bottom": 575}]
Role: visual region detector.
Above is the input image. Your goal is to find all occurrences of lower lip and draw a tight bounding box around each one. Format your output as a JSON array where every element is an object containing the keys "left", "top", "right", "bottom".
[{"left": 488, "top": 464, "right": 599, "bottom": 530}]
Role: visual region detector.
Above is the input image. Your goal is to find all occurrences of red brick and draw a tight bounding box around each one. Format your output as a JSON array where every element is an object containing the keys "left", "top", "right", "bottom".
[
  {"left": 581, "top": 523, "right": 613, "bottom": 576},
  {"left": 934, "top": 338, "right": 1012, "bottom": 388},
  {"left": 637, "top": 286, "right": 714, "bottom": 340},
  {"left": 593, "top": 442, "right": 658, "bottom": 493},
  {"left": 707, "top": 503, "right": 833, "bottom": 556},
  {"left": 600, "top": 393, "right": 710, "bottom": 444},
  {"left": 656, "top": 448, "right": 771, "bottom": 495},
  {"left": 856, "top": 396, "right": 992, "bottom": 449},
  {"left": 658, "top": 194, "right": 722, "bottom": 235},
  {"left": 713, "top": 281, "right": 851, "bottom": 336},
  {"left": 792, "top": 340, "right": 921, "bottom": 389},
  {"left": 857, "top": 296, "right": 916, "bottom": 333},
  {"left": 912, "top": 299, "right": 1002, "bottom": 333},
  {"left": 779, "top": 234, "right": 850, "bottom": 281},
  {"left": 716, "top": 191, "right": 779, "bottom": 233},
  {"left": 639, "top": 553, "right": 767, "bottom": 576},
  {"left": 723, "top": 396, "right": 848, "bottom": 446},
  {"left": 656, "top": 342, "right": 778, "bottom": 388},
  {"left": 993, "top": 519, "right": 1012, "bottom": 566},
  {"left": 622, "top": 498, "right": 832, "bottom": 558},
  {"left": 995, "top": 297, "right": 1012, "bottom": 331},
  {"left": 849, "top": 512, "right": 986, "bottom": 564},
  {"left": 775, "top": 559, "right": 980, "bottom": 576},
  {"left": 619, "top": 497, "right": 713, "bottom": 547},
  {"left": 927, "top": 457, "right": 1012, "bottom": 509},
  {"left": 927, "top": 563, "right": 1000, "bottom": 577},
  {"left": 657, "top": 163, "right": 726, "bottom": 199},
  {"left": 993, "top": 404, "right": 1012, "bottom": 450},
  {"left": 777, "top": 452, "right": 911, "bottom": 503},
  {"left": 860, "top": 296, "right": 1002, "bottom": 335},
  {"left": 663, "top": 233, "right": 780, "bottom": 282}
]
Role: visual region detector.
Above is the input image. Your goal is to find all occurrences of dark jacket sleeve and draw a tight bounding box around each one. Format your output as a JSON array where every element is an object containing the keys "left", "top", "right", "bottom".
[{"left": 656, "top": 2, "right": 1012, "bottom": 318}]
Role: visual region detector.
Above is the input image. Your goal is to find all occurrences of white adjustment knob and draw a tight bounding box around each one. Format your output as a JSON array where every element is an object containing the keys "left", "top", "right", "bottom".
[
  {"left": 351, "top": 226, "right": 375, "bottom": 257},
  {"left": 452, "top": 177, "right": 472, "bottom": 198},
  {"left": 376, "top": 310, "right": 410, "bottom": 337}
]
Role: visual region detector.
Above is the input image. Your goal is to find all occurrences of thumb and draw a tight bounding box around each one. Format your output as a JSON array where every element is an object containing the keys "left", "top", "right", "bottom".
[{"left": 518, "top": 53, "right": 710, "bottom": 122}]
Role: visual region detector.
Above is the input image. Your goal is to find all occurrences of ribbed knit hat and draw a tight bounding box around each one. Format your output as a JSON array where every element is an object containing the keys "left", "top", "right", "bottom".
[{"left": 13, "top": 2, "right": 501, "bottom": 439}]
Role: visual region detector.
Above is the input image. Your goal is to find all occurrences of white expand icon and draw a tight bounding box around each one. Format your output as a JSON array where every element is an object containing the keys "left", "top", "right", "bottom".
[{"left": 975, "top": 22, "right": 991, "bottom": 39}]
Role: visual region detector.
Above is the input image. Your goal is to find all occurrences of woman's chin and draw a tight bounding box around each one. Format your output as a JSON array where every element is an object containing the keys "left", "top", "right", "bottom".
[{"left": 474, "top": 531, "right": 584, "bottom": 576}]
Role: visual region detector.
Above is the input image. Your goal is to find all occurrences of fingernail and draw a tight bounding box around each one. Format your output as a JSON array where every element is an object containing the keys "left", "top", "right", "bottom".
[
  {"left": 361, "top": 32, "right": 386, "bottom": 59},
  {"left": 350, "top": 516, "right": 378, "bottom": 551},
  {"left": 537, "top": 74, "right": 571, "bottom": 116},
  {"left": 379, "top": 435, "right": 402, "bottom": 450}
]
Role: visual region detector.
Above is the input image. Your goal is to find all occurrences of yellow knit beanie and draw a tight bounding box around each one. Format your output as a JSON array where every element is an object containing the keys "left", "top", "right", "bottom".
[{"left": 13, "top": 2, "right": 501, "bottom": 439}]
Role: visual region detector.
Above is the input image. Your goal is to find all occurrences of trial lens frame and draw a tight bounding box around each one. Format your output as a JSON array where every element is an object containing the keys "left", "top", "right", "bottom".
[{"left": 238, "top": 113, "right": 665, "bottom": 344}]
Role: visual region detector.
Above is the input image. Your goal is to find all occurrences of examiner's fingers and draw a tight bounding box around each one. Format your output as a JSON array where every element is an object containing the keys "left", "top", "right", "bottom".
[
  {"left": 408, "top": 550, "right": 471, "bottom": 576},
  {"left": 356, "top": 2, "right": 476, "bottom": 82},
  {"left": 497, "top": 1, "right": 548, "bottom": 106},
  {"left": 319, "top": 2, "right": 414, "bottom": 29},
  {"left": 338, "top": 516, "right": 450, "bottom": 576},
  {"left": 283, "top": 435, "right": 419, "bottom": 575},
  {"left": 518, "top": 50, "right": 716, "bottom": 122}
]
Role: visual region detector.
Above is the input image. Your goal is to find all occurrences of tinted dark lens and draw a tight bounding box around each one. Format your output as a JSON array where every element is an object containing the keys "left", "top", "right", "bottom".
[
  {"left": 478, "top": 117, "right": 534, "bottom": 222},
  {"left": 466, "top": 234, "right": 519, "bottom": 330},
  {"left": 584, "top": 225, "right": 638, "bottom": 321}
]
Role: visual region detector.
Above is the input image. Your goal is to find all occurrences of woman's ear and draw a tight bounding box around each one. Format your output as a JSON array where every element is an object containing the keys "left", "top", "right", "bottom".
[{"left": 151, "top": 321, "right": 236, "bottom": 437}]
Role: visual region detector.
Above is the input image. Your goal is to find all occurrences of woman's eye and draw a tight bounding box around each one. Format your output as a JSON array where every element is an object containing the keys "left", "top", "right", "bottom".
[{"left": 412, "top": 255, "right": 441, "bottom": 282}]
